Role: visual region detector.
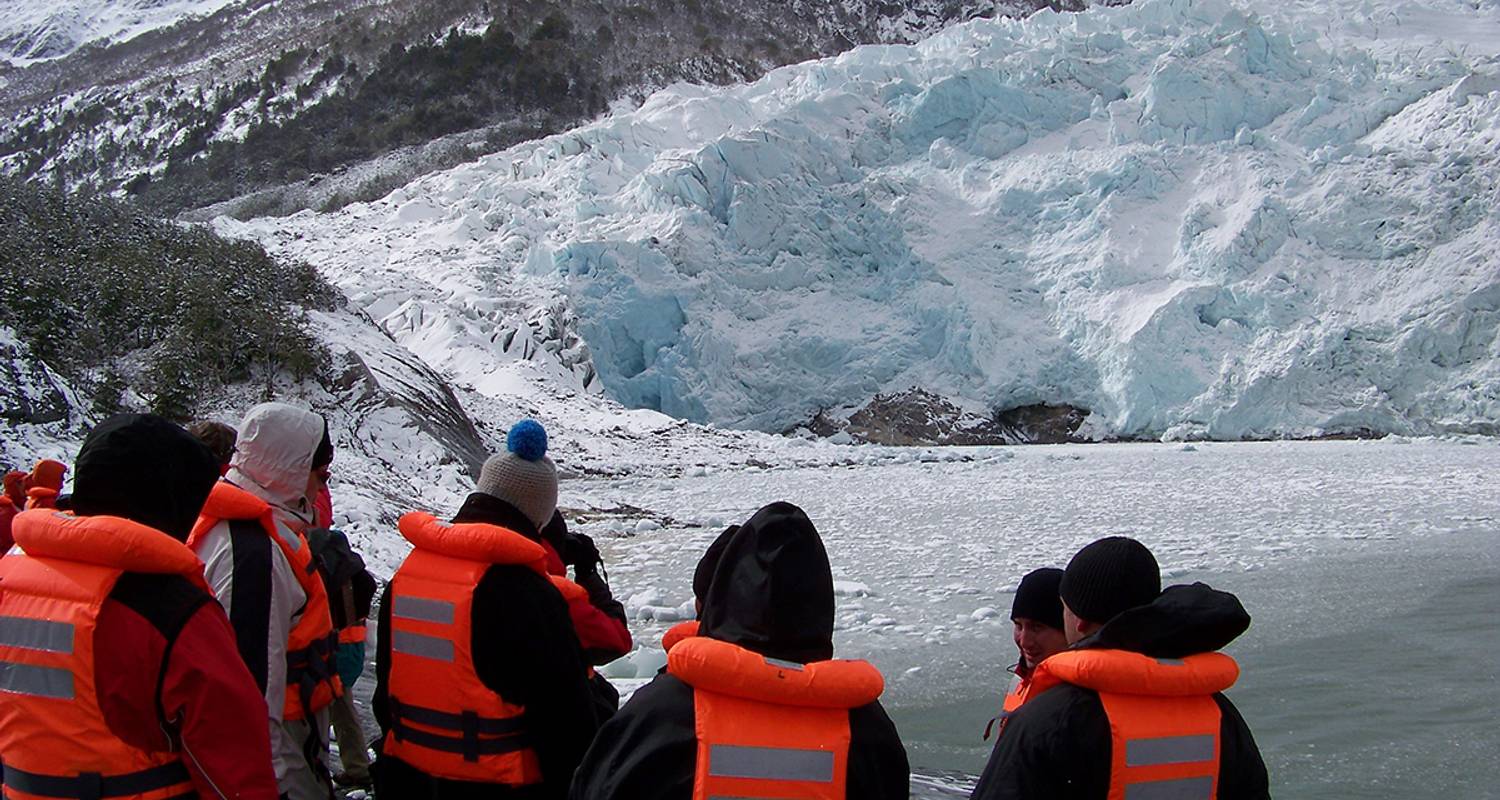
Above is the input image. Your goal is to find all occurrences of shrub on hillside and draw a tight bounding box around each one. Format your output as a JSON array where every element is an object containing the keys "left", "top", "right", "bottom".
[{"left": 0, "top": 178, "right": 337, "bottom": 418}]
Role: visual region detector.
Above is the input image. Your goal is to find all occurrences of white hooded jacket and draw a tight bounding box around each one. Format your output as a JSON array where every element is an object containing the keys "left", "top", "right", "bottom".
[{"left": 191, "top": 402, "right": 330, "bottom": 796}]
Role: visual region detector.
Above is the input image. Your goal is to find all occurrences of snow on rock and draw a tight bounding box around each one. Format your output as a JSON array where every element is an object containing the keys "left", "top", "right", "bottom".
[
  {"left": 0, "top": 327, "right": 87, "bottom": 471},
  {"left": 222, "top": 0, "right": 1500, "bottom": 443},
  {"left": 0, "top": 0, "right": 239, "bottom": 65}
]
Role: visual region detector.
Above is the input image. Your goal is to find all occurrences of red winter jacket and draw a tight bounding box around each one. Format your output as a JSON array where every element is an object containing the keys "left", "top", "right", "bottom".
[
  {"left": 541, "top": 539, "right": 633, "bottom": 664},
  {"left": 0, "top": 496, "right": 15, "bottom": 552},
  {"left": 95, "top": 574, "right": 282, "bottom": 798}
]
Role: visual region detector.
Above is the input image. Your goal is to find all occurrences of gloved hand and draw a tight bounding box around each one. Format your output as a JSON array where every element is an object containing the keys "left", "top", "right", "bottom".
[
  {"left": 335, "top": 640, "right": 366, "bottom": 689},
  {"left": 563, "top": 532, "right": 602, "bottom": 575}
]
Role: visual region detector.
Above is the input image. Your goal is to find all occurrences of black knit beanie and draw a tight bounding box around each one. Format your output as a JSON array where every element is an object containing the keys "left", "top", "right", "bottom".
[
  {"left": 1011, "top": 567, "right": 1065, "bottom": 630},
  {"left": 1060, "top": 536, "right": 1161, "bottom": 625}
]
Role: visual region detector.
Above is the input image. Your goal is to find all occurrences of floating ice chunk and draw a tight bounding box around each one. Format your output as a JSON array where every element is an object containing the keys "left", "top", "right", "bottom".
[
  {"left": 627, "top": 588, "right": 664, "bottom": 608},
  {"left": 833, "top": 580, "right": 873, "bottom": 597},
  {"left": 630, "top": 648, "right": 668, "bottom": 676},
  {"left": 971, "top": 606, "right": 1001, "bottom": 621},
  {"left": 600, "top": 658, "right": 638, "bottom": 679},
  {"left": 634, "top": 519, "right": 662, "bottom": 533}
]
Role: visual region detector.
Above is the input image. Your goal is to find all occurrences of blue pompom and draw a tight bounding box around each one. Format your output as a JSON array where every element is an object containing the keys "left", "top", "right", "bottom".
[{"left": 507, "top": 419, "right": 549, "bottom": 461}]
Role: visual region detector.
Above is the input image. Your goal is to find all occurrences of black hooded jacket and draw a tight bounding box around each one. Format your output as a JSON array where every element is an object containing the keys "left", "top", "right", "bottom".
[
  {"left": 373, "top": 493, "right": 600, "bottom": 800},
  {"left": 568, "top": 501, "right": 910, "bottom": 800},
  {"left": 970, "top": 583, "right": 1270, "bottom": 800}
]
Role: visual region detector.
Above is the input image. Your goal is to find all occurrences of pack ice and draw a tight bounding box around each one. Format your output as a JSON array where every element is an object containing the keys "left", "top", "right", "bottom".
[{"left": 223, "top": 0, "right": 1500, "bottom": 441}]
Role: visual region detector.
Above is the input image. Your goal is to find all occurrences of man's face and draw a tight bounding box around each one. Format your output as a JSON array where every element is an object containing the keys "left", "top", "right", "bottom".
[
  {"left": 1012, "top": 616, "right": 1069, "bottom": 668},
  {"left": 1061, "top": 600, "right": 1089, "bottom": 645}
]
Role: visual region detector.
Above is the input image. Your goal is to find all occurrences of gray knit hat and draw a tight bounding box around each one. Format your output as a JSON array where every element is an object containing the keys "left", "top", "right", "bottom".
[{"left": 475, "top": 419, "right": 558, "bottom": 530}]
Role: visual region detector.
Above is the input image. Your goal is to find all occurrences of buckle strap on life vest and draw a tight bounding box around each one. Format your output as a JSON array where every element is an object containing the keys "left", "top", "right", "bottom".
[
  {"left": 389, "top": 697, "right": 530, "bottom": 763},
  {"left": 3, "top": 761, "right": 192, "bottom": 799},
  {"left": 287, "top": 631, "right": 339, "bottom": 714}
]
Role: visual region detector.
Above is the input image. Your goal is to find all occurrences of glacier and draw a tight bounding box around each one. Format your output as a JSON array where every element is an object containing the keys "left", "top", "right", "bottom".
[{"left": 221, "top": 0, "right": 1500, "bottom": 441}]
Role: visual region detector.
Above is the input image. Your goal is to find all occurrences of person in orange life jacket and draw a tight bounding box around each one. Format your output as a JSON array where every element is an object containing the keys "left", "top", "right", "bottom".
[
  {"left": 0, "top": 471, "right": 25, "bottom": 552},
  {"left": 190, "top": 403, "right": 343, "bottom": 800},
  {"left": 0, "top": 494, "right": 16, "bottom": 553},
  {"left": 309, "top": 524, "right": 378, "bottom": 789},
  {"left": 302, "top": 462, "right": 379, "bottom": 790},
  {"left": 187, "top": 420, "right": 238, "bottom": 476},
  {"left": 969, "top": 537, "right": 1269, "bottom": 800},
  {"left": 373, "top": 419, "right": 600, "bottom": 800},
  {"left": 661, "top": 524, "right": 739, "bottom": 654},
  {"left": 475, "top": 420, "right": 631, "bottom": 719},
  {"left": 23, "top": 458, "right": 67, "bottom": 509},
  {"left": 0, "top": 414, "right": 281, "bottom": 799},
  {"left": 983, "top": 567, "right": 1068, "bottom": 741},
  {"left": 2, "top": 470, "right": 25, "bottom": 507},
  {"left": 568, "top": 501, "right": 910, "bottom": 800}
]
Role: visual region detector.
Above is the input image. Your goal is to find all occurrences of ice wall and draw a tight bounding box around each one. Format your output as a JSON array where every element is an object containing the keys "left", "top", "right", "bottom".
[{"left": 226, "top": 0, "right": 1500, "bottom": 439}]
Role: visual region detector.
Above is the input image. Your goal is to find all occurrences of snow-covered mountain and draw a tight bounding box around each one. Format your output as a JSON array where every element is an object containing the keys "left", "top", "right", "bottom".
[
  {"left": 0, "top": 0, "right": 1050, "bottom": 217},
  {"left": 221, "top": 0, "right": 1500, "bottom": 442},
  {"left": 0, "top": 0, "right": 239, "bottom": 64}
]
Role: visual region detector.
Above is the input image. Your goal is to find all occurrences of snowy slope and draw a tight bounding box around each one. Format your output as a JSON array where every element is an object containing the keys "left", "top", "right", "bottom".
[
  {"left": 0, "top": 0, "right": 240, "bottom": 64},
  {"left": 221, "top": 0, "right": 1500, "bottom": 441}
]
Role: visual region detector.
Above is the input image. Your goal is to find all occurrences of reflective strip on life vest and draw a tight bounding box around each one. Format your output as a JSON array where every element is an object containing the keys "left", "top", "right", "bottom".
[
  {"left": 0, "top": 660, "right": 74, "bottom": 699},
  {"left": 1123, "top": 776, "right": 1215, "bottom": 800},
  {"left": 0, "top": 616, "right": 75, "bottom": 653},
  {"left": 394, "top": 596, "right": 456, "bottom": 625},
  {"left": 1127, "top": 735, "right": 1217, "bottom": 767},
  {"left": 708, "top": 744, "right": 836, "bottom": 782},
  {"left": 392, "top": 630, "right": 455, "bottom": 662}
]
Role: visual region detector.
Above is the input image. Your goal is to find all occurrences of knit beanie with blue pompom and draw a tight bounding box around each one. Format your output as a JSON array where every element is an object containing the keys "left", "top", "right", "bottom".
[{"left": 476, "top": 419, "right": 558, "bottom": 530}]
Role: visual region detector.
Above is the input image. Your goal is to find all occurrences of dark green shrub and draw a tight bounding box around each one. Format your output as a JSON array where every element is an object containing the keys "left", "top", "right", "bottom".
[{"left": 0, "top": 178, "right": 337, "bottom": 420}]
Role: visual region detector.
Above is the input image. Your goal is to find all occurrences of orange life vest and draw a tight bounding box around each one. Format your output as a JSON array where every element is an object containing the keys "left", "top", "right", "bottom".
[
  {"left": 983, "top": 665, "right": 1032, "bottom": 741},
  {"left": 382, "top": 512, "right": 551, "bottom": 784},
  {"left": 667, "top": 636, "right": 885, "bottom": 800},
  {"left": 0, "top": 510, "right": 203, "bottom": 800},
  {"left": 1029, "top": 649, "right": 1239, "bottom": 800},
  {"left": 189, "top": 481, "right": 342, "bottom": 721},
  {"left": 662, "top": 620, "right": 700, "bottom": 653},
  {"left": 338, "top": 623, "right": 367, "bottom": 645}
]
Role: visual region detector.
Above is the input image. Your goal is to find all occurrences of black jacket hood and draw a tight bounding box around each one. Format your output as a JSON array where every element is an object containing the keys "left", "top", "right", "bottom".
[
  {"left": 699, "top": 501, "right": 835, "bottom": 664},
  {"left": 71, "top": 414, "right": 220, "bottom": 542},
  {"left": 1078, "top": 582, "right": 1251, "bottom": 658},
  {"left": 452, "top": 491, "right": 541, "bottom": 540}
]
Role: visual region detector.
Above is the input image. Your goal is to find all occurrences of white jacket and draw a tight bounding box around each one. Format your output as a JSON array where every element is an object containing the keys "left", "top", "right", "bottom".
[{"left": 192, "top": 402, "right": 328, "bottom": 793}]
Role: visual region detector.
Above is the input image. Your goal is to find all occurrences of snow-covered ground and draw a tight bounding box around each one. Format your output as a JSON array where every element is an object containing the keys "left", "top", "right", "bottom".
[
  {"left": 223, "top": 0, "right": 1500, "bottom": 443},
  {"left": 538, "top": 437, "right": 1498, "bottom": 798},
  {"left": 0, "top": 0, "right": 240, "bottom": 65}
]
